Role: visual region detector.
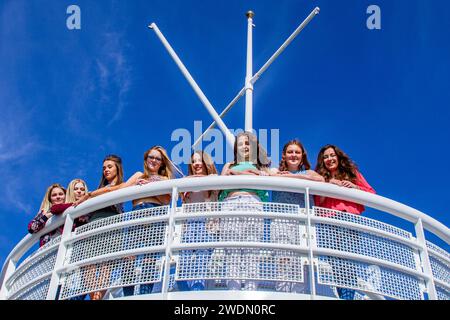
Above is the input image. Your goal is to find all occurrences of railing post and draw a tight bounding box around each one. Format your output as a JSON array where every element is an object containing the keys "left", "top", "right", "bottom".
[
  {"left": 161, "top": 186, "right": 178, "bottom": 298},
  {"left": 304, "top": 187, "right": 317, "bottom": 299},
  {"left": 0, "top": 259, "right": 16, "bottom": 300},
  {"left": 46, "top": 213, "right": 75, "bottom": 300},
  {"left": 414, "top": 218, "right": 438, "bottom": 300}
]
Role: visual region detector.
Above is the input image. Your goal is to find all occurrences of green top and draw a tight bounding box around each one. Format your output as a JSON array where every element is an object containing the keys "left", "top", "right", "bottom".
[{"left": 219, "top": 162, "right": 269, "bottom": 202}]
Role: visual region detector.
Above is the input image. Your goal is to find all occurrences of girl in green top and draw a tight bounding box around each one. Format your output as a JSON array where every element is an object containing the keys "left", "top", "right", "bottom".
[
  {"left": 219, "top": 132, "right": 270, "bottom": 291},
  {"left": 220, "top": 131, "right": 270, "bottom": 200}
]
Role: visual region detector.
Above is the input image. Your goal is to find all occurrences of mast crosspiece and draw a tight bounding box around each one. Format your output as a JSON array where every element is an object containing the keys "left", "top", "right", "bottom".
[{"left": 149, "top": 7, "right": 320, "bottom": 148}]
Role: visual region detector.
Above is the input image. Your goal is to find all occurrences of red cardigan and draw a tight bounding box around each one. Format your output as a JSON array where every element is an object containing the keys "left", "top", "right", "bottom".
[{"left": 27, "top": 203, "right": 90, "bottom": 247}]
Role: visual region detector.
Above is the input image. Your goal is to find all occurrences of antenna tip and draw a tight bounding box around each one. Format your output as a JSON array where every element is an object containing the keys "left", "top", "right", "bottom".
[
  {"left": 314, "top": 7, "right": 320, "bottom": 14},
  {"left": 148, "top": 23, "right": 155, "bottom": 29},
  {"left": 246, "top": 11, "right": 255, "bottom": 19}
]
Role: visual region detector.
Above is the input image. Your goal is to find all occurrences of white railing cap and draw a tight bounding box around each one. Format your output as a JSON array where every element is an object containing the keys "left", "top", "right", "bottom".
[{"left": 1, "top": 175, "right": 449, "bottom": 286}]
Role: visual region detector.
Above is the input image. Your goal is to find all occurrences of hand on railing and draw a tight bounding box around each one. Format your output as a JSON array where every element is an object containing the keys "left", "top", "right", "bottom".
[
  {"left": 136, "top": 178, "right": 150, "bottom": 186},
  {"left": 73, "top": 193, "right": 91, "bottom": 207}
]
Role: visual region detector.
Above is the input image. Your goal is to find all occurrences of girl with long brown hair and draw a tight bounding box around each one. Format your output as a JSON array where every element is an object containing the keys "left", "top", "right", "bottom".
[
  {"left": 314, "top": 144, "right": 375, "bottom": 214},
  {"left": 220, "top": 131, "right": 270, "bottom": 201},
  {"left": 271, "top": 139, "right": 324, "bottom": 206},
  {"left": 74, "top": 154, "right": 124, "bottom": 220},
  {"left": 270, "top": 140, "right": 324, "bottom": 294},
  {"left": 314, "top": 144, "right": 375, "bottom": 300},
  {"left": 219, "top": 132, "right": 270, "bottom": 291},
  {"left": 183, "top": 150, "right": 218, "bottom": 203},
  {"left": 73, "top": 154, "right": 125, "bottom": 300}
]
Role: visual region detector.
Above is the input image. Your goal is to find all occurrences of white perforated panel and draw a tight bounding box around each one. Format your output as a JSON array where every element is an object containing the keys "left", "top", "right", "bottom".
[
  {"left": 436, "top": 285, "right": 450, "bottom": 300},
  {"left": 8, "top": 249, "right": 58, "bottom": 298},
  {"left": 429, "top": 255, "right": 450, "bottom": 285},
  {"left": 10, "top": 278, "right": 50, "bottom": 300},
  {"left": 317, "top": 256, "right": 423, "bottom": 300},
  {"left": 75, "top": 206, "right": 169, "bottom": 235},
  {"left": 316, "top": 223, "right": 417, "bottom": 270},
  {"left": 176, "top": 248, "right": 304, "bottom": 284},
  {"left": 313, "top": 207, "right": 412, "bottom": 239},
  {"left": 426, "top": 241, "right": 450, "bottom": 260},
  {"left": 60, "top": 253, "right": 164, "bottom": 300},
  {"left": 180, "top": 202, "right": 304, "bottom": 245},
  {"left": 70, "top": 207, "right": 169, "bottom": 264}
]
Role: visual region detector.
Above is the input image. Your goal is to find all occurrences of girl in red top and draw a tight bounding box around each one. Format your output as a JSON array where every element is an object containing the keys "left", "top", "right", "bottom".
[
  {"left": 28, "top": 184, "right": 66, "bottom": 247},
  {"left": 314, "top": 144, "right": 375, "bottom": 300},
  {"left": 314, "top": 144, "right": 375, "bottom": 214}
]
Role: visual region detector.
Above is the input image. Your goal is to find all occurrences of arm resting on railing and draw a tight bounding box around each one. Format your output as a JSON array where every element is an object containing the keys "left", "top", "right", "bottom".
[{"left": 27, "top": 211, "right": 49, "bottom": 234}]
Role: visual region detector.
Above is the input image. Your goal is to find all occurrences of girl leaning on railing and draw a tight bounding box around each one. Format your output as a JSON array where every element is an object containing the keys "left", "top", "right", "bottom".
[{"left": 314, "top": 144, "right": 376, "bottom": 300}]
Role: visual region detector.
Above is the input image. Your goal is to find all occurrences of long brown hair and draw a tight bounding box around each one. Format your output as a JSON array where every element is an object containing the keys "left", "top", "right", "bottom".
[
  {"left": 278, "top": 139, "right": 311, "bottom": 172},
  {"left": 142, "top": 146, "right": 173, "bottom": 179},
  {"left": 188, "top": 151, "right": 217, "bottom": 198},
  {"left": 188, "top": 151, "right": 218, "bottom": 176},
  {"left": 315, "top": 144, "right": 358, "bottom": 182},
  {"left": 99, "top": 154, "right": 124, "bottom": 188},
  {"left": 232, "top": 132, "right": 270, "bottom": 169}
]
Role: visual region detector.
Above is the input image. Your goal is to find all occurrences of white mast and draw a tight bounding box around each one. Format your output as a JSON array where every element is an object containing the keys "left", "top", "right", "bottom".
[
  {"left": 245, "top": 11, "right": 255, "bottom": 133},
  {"left": 148, "top": 8, "right": 320, "bottom": 149},
  {"left": 191, "top": 7, "right": 320, "bottom": 149}
]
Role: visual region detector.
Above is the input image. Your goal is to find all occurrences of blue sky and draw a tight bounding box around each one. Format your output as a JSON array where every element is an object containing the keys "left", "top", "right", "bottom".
[{"left": 0, "top": 0, "right": 449, "bottom": 266}]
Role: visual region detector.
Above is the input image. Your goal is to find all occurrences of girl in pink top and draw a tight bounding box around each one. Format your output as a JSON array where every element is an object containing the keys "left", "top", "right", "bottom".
[
  {"left": 314, "top": 144, "right": 375, "bottom": 300},
  {"left": 314, "top": 144, "right": 375, "bottom": 214}
]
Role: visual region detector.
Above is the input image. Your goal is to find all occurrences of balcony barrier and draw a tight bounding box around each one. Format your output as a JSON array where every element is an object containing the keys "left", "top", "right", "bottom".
[{"left": 0, "top": 176, "right": 449, "bottom": 300}]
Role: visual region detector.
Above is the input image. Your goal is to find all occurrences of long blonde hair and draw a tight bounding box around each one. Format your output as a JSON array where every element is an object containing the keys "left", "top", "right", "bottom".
[
  {"left": 66, "top": 179, "right": 89, "bottom": 203},
  {"left": 39, "top": 183, "right": 66, "bottom": 213},
  {"left": 142, "top": 146, "right": 174, "bottom": 179}
]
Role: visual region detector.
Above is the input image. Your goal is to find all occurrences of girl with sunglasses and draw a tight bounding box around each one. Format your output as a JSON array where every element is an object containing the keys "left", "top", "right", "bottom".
[{"left": 120, "top": 146, "right": 174, "bottom": 297}]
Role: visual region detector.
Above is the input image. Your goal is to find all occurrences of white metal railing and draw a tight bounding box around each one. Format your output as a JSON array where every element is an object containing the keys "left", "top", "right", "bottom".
[{"left": 0, "top": 176, "right": 449, "bottom": 300}]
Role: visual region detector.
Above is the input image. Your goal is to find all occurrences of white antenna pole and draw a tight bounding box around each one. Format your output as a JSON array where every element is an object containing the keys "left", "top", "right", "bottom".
[
  {"left": 245, "top": 11, "right": 255, "bottom": 133},
  {"left": 251, "top": 7, "right": 320, "bottom": 84},
  {"left": 148, "top": 23, "right": 236, "bottom": 148},
  {"left": 192, "top": 87, "right": 246, "bottom": 149}
]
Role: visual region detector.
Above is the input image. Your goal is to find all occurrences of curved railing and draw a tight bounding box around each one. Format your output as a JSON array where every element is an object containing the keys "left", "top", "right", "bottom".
[{"left": 1, "top": 176, "right": 449, "bottom": 300}]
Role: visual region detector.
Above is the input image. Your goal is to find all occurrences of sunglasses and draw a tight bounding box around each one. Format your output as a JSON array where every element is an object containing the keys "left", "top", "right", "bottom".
[{"left": 147, "top": 155, "right": 163, "bottom": 163}]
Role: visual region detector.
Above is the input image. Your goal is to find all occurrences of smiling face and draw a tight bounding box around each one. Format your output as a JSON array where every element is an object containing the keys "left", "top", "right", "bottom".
[
  {"left": 191, "top": 153, "right": 207, "bottom": 175},
  {"left": 146, "top": 149, "right": 163, "bottom": 174},
  {"left": 103, "top": 160, "right": 118, "bottom": 184},
  {"left": 237, "top": 135, "right": 251, "bottom": 161},
  {"left": 323, "top": 147, "right": 339, "bottom": 173},
  {"left": 73, "top": 182, "right": 86, "bottom": 201},
  {"left": 284, "top": 144, "right": 303, "bottom": 171},
  {"left": 50, "top": 187, "right": 65, "bottom": 205}
]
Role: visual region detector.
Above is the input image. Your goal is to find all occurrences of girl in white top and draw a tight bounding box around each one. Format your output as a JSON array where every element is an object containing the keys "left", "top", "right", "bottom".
[
  {"left": 183, "top": 151, "right": 218, "bottom": 203},
  {"left": 179, "top": 151, "right": 219, "bottom": 291}
]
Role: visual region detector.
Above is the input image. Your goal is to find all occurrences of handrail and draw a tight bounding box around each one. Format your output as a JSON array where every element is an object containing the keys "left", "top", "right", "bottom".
[{"left": 1, "top": 175, "right": 449, "bottom": 290}]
